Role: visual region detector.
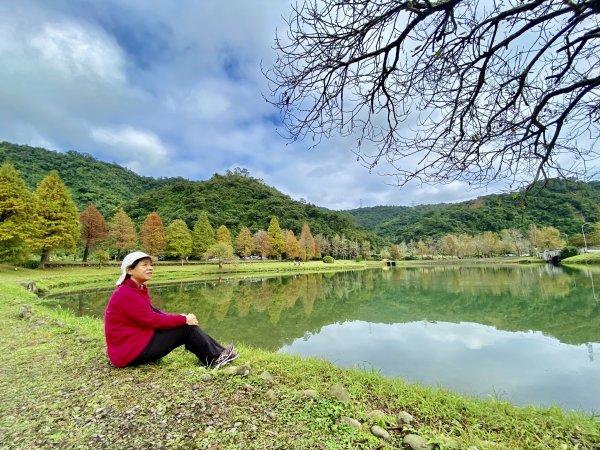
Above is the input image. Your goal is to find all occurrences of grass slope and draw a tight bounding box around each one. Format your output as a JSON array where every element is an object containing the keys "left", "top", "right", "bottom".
[{"left": 1, "top": 264, "right": 599, "bottom": 449}]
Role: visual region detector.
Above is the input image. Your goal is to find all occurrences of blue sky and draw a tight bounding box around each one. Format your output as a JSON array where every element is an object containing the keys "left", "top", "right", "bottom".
[{"left": 0, "top": 0, "right": 502, "bottom": 210}]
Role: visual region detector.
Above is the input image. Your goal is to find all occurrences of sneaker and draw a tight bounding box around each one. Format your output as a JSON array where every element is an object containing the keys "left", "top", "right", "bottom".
[
  {"left": 210, "top": 344, "right": 237, "bottom": 369},
  {"left": 214, "top": 350, "right": 239, "bottom": 369}
]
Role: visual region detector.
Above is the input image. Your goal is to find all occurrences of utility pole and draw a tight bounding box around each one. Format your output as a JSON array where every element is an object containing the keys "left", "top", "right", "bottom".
[{"left": 582, "top": 223, "right": 589, "bottom": 252}]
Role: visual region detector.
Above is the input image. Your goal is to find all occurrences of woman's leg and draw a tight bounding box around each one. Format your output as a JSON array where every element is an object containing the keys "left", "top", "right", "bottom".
[{"left": 129, "top": 326, "right": 225, "bottom": 366}]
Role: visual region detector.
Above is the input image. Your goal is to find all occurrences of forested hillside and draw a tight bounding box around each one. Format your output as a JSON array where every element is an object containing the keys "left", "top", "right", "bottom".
[
  {"left": 4, "top": 141, "right": 600, "bottom": 247},
  {"left": 0, "top": 141, "right": 175, "bottom": 217},
  {"left": 124, "top": 171, "right": 374, "bottom": 242},
  {"left": 0, "top": 142, "right": 378, "bottom": 245},
  {"left": 348, "top": 180, "right": 600, "bottom": 242}
]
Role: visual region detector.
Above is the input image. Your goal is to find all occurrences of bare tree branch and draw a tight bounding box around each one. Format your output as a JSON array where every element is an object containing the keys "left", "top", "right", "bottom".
[{"left": 264, "top": 0, "right": 600, "bottom": 190}]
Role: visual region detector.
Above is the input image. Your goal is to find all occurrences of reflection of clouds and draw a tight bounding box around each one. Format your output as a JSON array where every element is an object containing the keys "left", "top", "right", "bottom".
[
  {"left": 279, "top": 321, "right": 600, "bottom": 412},
  {"left": 426, "top": 321, "right": 511, "bottom": 349}
]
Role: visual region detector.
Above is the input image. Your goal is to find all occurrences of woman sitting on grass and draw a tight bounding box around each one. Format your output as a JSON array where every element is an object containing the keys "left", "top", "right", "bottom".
[{"left": 104, "top": 251, "right": 238, "bottom": 369}]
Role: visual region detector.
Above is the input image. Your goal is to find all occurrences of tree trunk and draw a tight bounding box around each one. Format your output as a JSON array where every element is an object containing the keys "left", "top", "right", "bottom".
[
  {"left": 40, "top": 248, "right": 50, "bottom": 269},
  {"left": 82, "top": 245, "right": 90, "bottom": 262}
]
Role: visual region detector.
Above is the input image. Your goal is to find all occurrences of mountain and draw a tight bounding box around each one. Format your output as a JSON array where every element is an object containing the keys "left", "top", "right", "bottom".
[
  {"left": 0, "top": 142, "right": 379, "bottom": 244},
  {"left": 347, "top": 180, "right": 600, "bottom": 242},
  {"left": 3, "top": 140, "right": 599, "bottom": 245},
  {"left": 0, "top": 141, "right": 176, "bottom": 217}
]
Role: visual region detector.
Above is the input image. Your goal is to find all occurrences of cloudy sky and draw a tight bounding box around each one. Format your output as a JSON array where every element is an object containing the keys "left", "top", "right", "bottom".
[{"left": 0, "top": 0, "right": 503, "bottom": 210}]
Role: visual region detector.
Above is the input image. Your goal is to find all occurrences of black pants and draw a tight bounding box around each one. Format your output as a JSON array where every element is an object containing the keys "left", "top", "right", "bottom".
[{"left": 129, "top": 325, "right": 225, "bottom": 367}]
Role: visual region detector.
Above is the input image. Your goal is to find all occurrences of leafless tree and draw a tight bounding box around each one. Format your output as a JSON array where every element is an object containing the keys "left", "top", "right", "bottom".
[{"left": 265, "top": 0, "right": 600, "bottom": 189}]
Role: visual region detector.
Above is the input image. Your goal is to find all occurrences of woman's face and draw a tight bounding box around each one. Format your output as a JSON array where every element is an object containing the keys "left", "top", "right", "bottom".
[{"left": 127, "top": 258, "right": 153, "bottom": 284}]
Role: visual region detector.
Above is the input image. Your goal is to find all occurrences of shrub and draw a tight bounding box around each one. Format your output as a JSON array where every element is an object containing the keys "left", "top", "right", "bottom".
[
  {"left": 560, "top": 246, "right": 578, "bottom": 260},
  {"left": 322, "top": 255, "right": 335, "bottom": 263},
  {"left": 95, "top": 250, "right": 110, "bottom": 265},
  {"left": 403, "top": 254, "right": 417, "bottom": 261}
]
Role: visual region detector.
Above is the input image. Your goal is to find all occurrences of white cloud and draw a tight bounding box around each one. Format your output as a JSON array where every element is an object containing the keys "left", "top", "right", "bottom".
[
  {"left": 90, "top": 126, "right": 169, "bottom": 173},
  {"left": 0, "top": 0, "right": 517, "bottom": 210},
  {"left": 29, "top": 23, "right": 125, "bottom": 84}
]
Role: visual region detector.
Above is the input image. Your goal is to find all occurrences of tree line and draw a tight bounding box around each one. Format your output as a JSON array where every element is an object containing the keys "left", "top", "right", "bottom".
[
  {"left": 0, "top": 162, "right": 372, "bottom": 266},
  {"left": 382, "top": 225, "right": 579, "bottom": 261}
]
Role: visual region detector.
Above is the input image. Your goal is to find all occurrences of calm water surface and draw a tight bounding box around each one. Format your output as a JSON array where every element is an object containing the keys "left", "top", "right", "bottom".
[{"left": 46, "top": 265, "right": 600, "bottom": 413}]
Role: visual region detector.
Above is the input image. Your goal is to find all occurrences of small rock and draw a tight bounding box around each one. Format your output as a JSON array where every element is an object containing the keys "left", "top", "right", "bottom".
[
  {"left": 223, "top": 366, "right": 238, "bottom": 375},
  {"left": 340, "top": 416, "right": 361, "bottom": 429},
  {"left": 18, "top": 305, "right": 33, "bottom": 319},
  {"left": 259, "top": 371, "right": 274, "bottom": 385},
  {"left": 370, "top": 425, "right": 390, "bottom": 441},
  {"left": 328, "top": 383, "right": 350, "bottom": 403},
  {"left": 236, "top": 362, "right": 251, "bottom": 376},
  {"left": 301, "top": 389, "right": 317, "bottom": 399},
  {"left": 264, "top": 389, "right": 277, "bottom": 401},
  {"left": 19, "top": 281, "right": 38, "bottom": 293},
  {"left": 396, "top": 410, "right": 414, "bottom": 425},
  {"left": 200, "top": 373, "right": 212, "bottom": 382},
  {"left": 367, "top": 409, "right": 386, "bottom": 420},
  {"left": 242, "top": 383, "right": 256, "bottom": 392},
  {"left": 404, "top": 434, "right": 434, "bottom": 450}
]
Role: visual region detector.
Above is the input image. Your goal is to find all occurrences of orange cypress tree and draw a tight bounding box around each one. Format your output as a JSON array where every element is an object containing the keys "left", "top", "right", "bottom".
[
  {"left": 298, "top": 223, "right": 316, "bottom": 261},
  {"left": 235, "top": 226, "right": 254, "bottom": 257},
  {"left": 140, "top": 212, "right": 167, "bottom": 257},
  {"left": 284, "top": 230, "right": 300, "bottom": 260},
  {"left": 109, "top": 208, "right": 137, "bottom": 258},
  {"left": 79, "top": 203, "right": 108, "bottom": 262}
]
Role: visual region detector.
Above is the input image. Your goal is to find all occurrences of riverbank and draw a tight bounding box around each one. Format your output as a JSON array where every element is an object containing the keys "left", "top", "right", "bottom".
[
  {"left": 2, "top": 262, "right": 598, "bottom": 449},
  {"left": 562, "top": 252, "right": 600, "bottom": 265}
]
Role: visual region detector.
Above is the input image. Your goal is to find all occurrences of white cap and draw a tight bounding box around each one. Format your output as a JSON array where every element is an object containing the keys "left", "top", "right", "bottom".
[{"left": 116, "top": 251, "right": 154, "bottom": 285}]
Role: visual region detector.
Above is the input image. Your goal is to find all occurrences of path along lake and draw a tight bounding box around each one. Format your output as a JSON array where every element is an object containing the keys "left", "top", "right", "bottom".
[{"left": 46, "top": 264, "right": 600, "bottom": 413}]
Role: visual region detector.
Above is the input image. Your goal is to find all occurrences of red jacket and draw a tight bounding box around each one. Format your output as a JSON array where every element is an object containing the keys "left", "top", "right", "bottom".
[{"left": 104, "top": 279, "right": 186, "bottom": 367}]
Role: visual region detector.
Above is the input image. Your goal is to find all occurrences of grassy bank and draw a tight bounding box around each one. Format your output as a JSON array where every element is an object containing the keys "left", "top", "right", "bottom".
[
  {"left": 1, "top": 262, "right": 599, "bottom": 449},
  {"left": 562, "top": 252, "right": 600, "bottom": 265}
]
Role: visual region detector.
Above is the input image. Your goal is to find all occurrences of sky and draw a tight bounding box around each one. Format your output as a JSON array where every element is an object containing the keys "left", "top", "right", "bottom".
[{"left": 0, "top": 0, "right": 504, "bottom": 210}]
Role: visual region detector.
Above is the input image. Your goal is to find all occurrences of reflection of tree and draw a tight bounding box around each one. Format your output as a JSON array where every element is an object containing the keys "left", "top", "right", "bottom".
[
  {"left": 234, "top": 284, "right": 253, "bottom": 317},
  {"left": 253, "top": 281, "right": 274, "bottom": 312},
  {"left": 268, "top": 282, "right": 286, "bottom": 325},
  {"left": 52, "top": 266, "right": 600, "bottom": 349},
  {"left": 299, "top": 275, "right": 318, "bottom": 317},
  {"left": 213, "top": 283, "right": 234, "bottom": 322},
  {"left": 283, "top": 276, "right": 302, "bottom": 308}
]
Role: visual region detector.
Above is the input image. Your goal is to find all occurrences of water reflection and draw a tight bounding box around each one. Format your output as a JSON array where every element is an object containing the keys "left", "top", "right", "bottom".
[
  {"left": 280, "top": 320, "right": 600, "bottom": 411},
  {"left": 46, "top": 265, "right": 600, "bottom": 412}
]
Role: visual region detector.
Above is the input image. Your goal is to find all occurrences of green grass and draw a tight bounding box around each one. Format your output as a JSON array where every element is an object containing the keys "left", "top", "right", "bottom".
[
  {"left": 562, "top": 252, "right": 600, "bottom": 265},
  {"left": 1, "top": 263, "right": 599, "bottom": 449}
]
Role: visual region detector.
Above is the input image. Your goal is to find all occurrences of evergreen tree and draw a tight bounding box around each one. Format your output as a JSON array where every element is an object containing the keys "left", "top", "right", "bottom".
[
  {"left": 0, "top": 162, "right": 39, "bottom": 264},
  {"left": 34, "top": 171, "right": 80, "bottom": 266},
  {"left": 298, "top": 223, "right": 316, "bottom": 261},
  {"left": 192, "top": 211, "right": 215, "bottom": 258},
  {"left": 235, "top": 226, "right": 254, "bottom": 257},
  {"left": 360, "top": 240, "right": 371, "bottom": 260},
  {"left": 79, "top": 203, "right": 108, "bottom": 262},
  {"left": 140, "top": 211, "right": 167, "bottom": 257},
  {"left": 109, "top": 208, "right": 138, "bottom": 258},
  {"left": 285, "top": 230, "right": 301, "bottom": 260},
  {"left": 267, "top": 216, "right": 285, "bottom": 259},
  {"left": 166, "top": 219, "right": 193, "bottom": 263},
  {"left": 216, "top": 224, "right": 232, "bottom": 246}
]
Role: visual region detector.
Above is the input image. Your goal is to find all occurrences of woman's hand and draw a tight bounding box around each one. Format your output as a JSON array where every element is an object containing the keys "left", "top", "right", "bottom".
[{"left": 182, "top": 313, "right": 198, "bottom": 326}]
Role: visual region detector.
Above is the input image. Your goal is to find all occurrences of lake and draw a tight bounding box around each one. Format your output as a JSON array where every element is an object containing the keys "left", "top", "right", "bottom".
[{"left": 45, "top": 264, "right": 600, "bottom": 413}]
